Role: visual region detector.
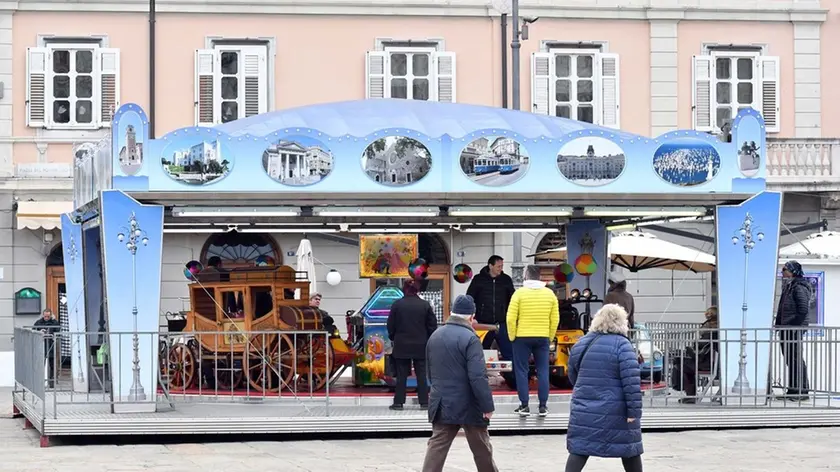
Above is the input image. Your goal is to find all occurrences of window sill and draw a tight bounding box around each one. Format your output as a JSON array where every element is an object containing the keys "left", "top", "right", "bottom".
[{"left": 31, "top": 128, "right": 110, "bottom": 141}]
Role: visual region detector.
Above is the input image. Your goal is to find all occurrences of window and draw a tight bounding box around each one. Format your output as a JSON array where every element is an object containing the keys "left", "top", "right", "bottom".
[
  {"left": 195, "top": 45, "right": 268, "bottom": 126},
  {"left": 692, "top": 50, "right": 779, "bottom": 133},
  {"left": 26, "top": 44, "right": 120, "bottom": 129},
  {"left": 366, "top": 48, "right": 456, "bottom": 102},
  {"left": 531, "top": 49, "right": 620, "bottom": 128}
]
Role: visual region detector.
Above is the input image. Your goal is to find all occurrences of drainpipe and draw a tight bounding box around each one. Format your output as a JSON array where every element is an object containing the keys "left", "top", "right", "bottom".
[
  {"left": 509, "top": 0, "right": 524, "bottom": 286},
  {"left": 148, "top": 0, "right": 156, "bottom": 138},
  {"left": 501, "top": 14, "right": 508, "bottom": 108}
]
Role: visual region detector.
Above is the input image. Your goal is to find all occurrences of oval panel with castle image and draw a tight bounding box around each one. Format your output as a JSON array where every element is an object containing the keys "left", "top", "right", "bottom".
[
  {"left": 361, "top": 136, "right": 432, "bottom": 186},
  {"left": 161, "top": 136, "right": 234, "bottom": 186}
]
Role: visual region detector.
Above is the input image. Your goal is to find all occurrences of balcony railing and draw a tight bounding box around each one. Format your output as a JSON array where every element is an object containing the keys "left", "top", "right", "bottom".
[{"left": 766, "top": 138, "right": 840, "bottom": 191}]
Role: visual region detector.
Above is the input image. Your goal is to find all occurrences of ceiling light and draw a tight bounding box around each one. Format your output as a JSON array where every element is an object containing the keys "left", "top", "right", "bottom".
[
  {"left": 315, "top": 207, "right": 438, "bottom": 218},
  {"left": 172, "top": 207, "right": 300, "bottom": 218},
  {"left": 239, "top": 228, "right": 339, "bottom": 233},
  {"left": 163, "top": 228, "right": 227, "bottom": 234},
  {"left": 449, "top": 207, "right": 571, "bottom": 217},
  {"left": 585, "top": 207, "right": 706, "bottom": 217},
  {"left": 461, "top": 227, "right": 561, "bottom": 233},
  {"left": 349, "top": 228, "right": 447, "bottom": 233}
]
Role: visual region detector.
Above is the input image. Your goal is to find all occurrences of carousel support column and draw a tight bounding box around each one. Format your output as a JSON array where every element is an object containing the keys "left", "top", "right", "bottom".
[
  {"left": 61, "top": 214, "right": 90, "bottom": 393},
  {"left": 566, "top": 220, "right": 609, "bottom": 317}
]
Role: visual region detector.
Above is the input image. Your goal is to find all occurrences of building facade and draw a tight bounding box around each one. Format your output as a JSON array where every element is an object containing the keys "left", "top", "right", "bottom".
[{"left": 0, "top": 0, "right": 837, "bottom": 354}]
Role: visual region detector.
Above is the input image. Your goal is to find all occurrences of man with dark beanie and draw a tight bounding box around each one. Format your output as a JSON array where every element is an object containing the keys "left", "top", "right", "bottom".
[{"left": 775, "top": 260, "right": 811, "bottom": 401}]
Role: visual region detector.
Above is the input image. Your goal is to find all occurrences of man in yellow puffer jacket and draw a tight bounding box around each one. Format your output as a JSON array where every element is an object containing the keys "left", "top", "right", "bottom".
[{"left": 507, "top": 264, "right": 559, "bottom": 418}]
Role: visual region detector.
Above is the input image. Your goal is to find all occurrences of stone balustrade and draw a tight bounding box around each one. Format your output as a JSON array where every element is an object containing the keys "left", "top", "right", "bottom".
[{"left": 766, "top": 138, "right": 840, "bottom": 191}]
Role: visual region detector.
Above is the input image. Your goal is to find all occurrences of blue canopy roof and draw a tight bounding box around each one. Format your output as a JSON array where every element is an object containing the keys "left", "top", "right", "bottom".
[{"left": 214, "top": 99, "right": 643, "bottom": 140}]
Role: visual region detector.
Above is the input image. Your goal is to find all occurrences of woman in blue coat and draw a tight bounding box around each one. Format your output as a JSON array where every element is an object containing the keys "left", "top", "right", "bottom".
[{"left": 565, "top": 303, "right": 644, "bottom": 472}]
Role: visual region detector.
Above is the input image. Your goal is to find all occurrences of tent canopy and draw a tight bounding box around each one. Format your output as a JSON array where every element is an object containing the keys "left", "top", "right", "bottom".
[
  {"left": 529, "top": 231, "right": 716, "bottom": 273},
  {"left": 779, "top": 231, "right": 840, "bottom": 259}
]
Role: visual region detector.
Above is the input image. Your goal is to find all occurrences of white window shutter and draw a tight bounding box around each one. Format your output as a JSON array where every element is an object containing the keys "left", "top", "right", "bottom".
[
  {"left": 195, "top": 49, "right": 218, "bottom": 126},
  {"left": 531, "top": 52, "right": 553, "bottom": 115},
  {"left": 366, "top": 51, "right": 388, "bottom": 99},
  {"left": 26, "top": 47, "right": 49, "bottom": 128},
  {"left": 598, "top": 53, "right": 620, "bottom": 129},
  {"left": 433, "top": 51, "right": 456, "bottom": 103},
  {"left": 692, "top": 55, "right": 714, "bottom": 132},
  {"left": 759, "top": 56, "right": 780, "bottom": 133},
  {"left": 96, "top": 48, "right": 120, "bottom": 128},
  {"left": 242, "top": 48, "right": 268, "bottom": 118}
]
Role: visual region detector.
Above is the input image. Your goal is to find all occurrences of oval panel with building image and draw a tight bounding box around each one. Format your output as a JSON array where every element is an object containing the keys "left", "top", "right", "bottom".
[
  {"left": 361, "top": 136, "right": 432, "bottom": 186},
  {"left": 556, "top": 136, "right": 626, "bottom": 187},
  {"left": 459, "top": 136, "right": 530, "bottom": 186},
  {"left": 161, "top": 135, "right": 234, "bottom": 186},
  {"left": 261, "top": 136, "right": 334, "bottom": 186}
]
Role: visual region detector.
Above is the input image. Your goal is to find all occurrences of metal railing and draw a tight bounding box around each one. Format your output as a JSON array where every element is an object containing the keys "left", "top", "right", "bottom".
[{"left": 14, "top": 326, "right": 840, "bottom": 419}]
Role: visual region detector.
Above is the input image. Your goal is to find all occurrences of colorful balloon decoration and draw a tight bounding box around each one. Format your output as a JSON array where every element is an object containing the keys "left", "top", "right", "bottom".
[
  {"left": 574, "top": 254, "right": 598, "bottom": 276},
  {"left": 184, "top": 260, "right": 203, "bottom": 280},
  {"left": 255, "top": 255, "right": 275, "bottom": 267},
  {"left": 453, "top": 263, "right": 474, "bottom": 284},
  {"left": 408, "top": 258, "right": 429, "bottom": 280},
  {"left": 553, "top": 263, "right": 575, "bottom": 283}
]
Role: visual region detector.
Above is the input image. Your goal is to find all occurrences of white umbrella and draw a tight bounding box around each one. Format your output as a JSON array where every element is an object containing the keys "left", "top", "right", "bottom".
[
  {"left": 295, "top": 238, "right": 317, "bottom": 298},
  {"left": 779, "top": 231, "right": 840, "bottom": 259},
  {"left": 528, "top": 231, "right": 716, "bottom": 273}
]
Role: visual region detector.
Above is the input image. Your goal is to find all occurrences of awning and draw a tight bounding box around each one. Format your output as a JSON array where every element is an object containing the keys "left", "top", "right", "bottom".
[{"left": 16, "top": 201, "right": 74, "bottom": 230}]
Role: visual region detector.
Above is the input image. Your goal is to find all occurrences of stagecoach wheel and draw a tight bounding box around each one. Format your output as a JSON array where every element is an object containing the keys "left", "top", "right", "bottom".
[
  {"left": 295, "top": 335, "right": 334, "bottom": 392},
  {"left": 166, "top": 344, "right": 197, "bottom": 391},
  {"left": 213, "top": 356, "right": 244, "bottom": 391},
  {"left": 243, "top": 333, "right": 296, "bottom": 392}
]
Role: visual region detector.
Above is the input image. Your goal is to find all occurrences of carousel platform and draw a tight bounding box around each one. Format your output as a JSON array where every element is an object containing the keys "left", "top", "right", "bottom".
[{"left": 13, "top": 384, "right": 840, "bottom": 444}]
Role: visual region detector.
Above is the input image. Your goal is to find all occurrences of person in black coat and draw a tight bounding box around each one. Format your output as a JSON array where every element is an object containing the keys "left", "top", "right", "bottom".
[
  {"left": 33, "top": 309, "right": 61, "bottom": 388},
  {"left": 387, "top": 280, "right": 437, "bottom": 410},
  {"left": 677, "top": 306, "right": 719, "bottom": 404},
  {"left": 465, "top": 255, "right": 515, "bottom": 360},
  {"left": 775, "top": 260, "right": 811, "bottom": 400}
]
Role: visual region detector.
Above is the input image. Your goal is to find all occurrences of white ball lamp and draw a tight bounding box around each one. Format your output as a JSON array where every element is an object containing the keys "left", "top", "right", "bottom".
[{"left": 326, "top": 269, "right": 342, "bottom": 286}]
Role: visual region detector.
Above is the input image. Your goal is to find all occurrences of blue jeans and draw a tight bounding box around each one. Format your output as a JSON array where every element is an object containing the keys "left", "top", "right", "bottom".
[
  {"left": 482, "top": 323, "right": 514, "bottom": 362},
  {"left": 512, "top": 337, "right": 550, "bottom": 407}
]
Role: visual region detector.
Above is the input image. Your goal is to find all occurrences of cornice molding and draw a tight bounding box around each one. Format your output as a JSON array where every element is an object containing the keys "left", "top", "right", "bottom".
[{"left": 0, "top": 1, "right": 827, "bottom": 23}]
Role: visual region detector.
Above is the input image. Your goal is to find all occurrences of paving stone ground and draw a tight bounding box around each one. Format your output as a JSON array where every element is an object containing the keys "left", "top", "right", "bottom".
[{"left": 1, "top": 391, "right": 838, "bottom": 471}]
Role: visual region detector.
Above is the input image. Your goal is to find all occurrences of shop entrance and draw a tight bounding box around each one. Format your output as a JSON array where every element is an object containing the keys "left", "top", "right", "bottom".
[{"left": 45, "top": 244, "right": 68, "bottom": 367}]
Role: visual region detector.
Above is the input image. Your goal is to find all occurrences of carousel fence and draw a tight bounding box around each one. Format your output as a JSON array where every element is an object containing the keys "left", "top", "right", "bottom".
[{"left": 14, "top": 326, "right": 840, "bottom": 419}]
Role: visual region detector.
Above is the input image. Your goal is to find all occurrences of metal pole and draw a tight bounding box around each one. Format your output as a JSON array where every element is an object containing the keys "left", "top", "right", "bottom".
[
  {"left": 510, "top": 0, "right": 521, "bottom": 111},
  {"left": 732, "top": 247, "right": 752, "bottom": 394},
  {"left": 501, "top": 13, "right": 509, "bottom": 109}
]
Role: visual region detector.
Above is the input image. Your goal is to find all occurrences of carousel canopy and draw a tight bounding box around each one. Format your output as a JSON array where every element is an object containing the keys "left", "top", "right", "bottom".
[
  {"left": 529, "top": 231, "right": 716, "bottom": 273},
  {"left": 214, "top": 99, "right": 643, "bottom": 140},
  {"left": 779, "top": 231, "right": 840, "bottom": 259}
]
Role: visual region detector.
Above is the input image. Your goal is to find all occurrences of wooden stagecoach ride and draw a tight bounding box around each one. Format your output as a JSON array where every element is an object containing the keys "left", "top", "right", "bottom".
[{"left": 163, "top": 265, "right": 355, "bottom": 393}]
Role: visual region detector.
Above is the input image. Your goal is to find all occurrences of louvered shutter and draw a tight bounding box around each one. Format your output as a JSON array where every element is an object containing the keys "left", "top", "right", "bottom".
[
  {"left": 366, "top": 51, "right": 388, "bottom": 99},
  {"left": 242, "top": 47, "right": 268, "bottom": 117},
  {"left": 26, "top": 47, "right": 49, "bottom": 128},
  {"left": 598, "top": 53, "right": 620, "bottom": 129},
  {"left": 692, "top": 55, "right": 714, "bottom": 132},
  {"left": 531, "top": 52, "right": 552, "bottom": 115},
  {"left": 96, "top": 48, "right": 120, "bottom": 128},
  {"left": 759, "top": 56, "right": 780, "bottom": 133},
  {"left": 433, "top": 51, "right": 456, "bottom": 103},
  {"left": 195, "top": 49, "right": 218, "bottom": 126}
]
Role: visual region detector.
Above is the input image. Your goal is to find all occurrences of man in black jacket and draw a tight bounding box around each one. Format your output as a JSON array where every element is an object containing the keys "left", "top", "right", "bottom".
[
  {"left": 775, "top": 260, "right": 811, "bottom": 401},
  {"left": 34, "top": 309, "right": 61, "bottom": 388},
  {"left": 466, "top": 255, "right": 515, "bottom": 361}
]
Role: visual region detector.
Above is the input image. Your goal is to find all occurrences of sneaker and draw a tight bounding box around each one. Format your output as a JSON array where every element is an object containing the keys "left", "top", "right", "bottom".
[
  {"left": 514, "top": 405, "right": 530, "bottom": 417},
  {"left": 538, "top": 406, "right": 548, "bottom": 417},
  {"left": 419, "top": 404, "right": 429, "bottom": 410},
  {"left": 389, "top": 404, "right": 403, "bottom": 411}
]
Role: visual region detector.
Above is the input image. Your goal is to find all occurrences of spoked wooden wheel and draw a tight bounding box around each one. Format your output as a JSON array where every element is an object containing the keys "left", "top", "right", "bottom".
[
  {"left": 165, "top": 344, "right": 196, "bottom": 391},
  {"left": 213, "top": 356, "right": 244, "bottom": 391},
  {"left": 243, "top": 333, "right": 296, "bottom": 392},
  {"left": 295, "top": 335, "right": 334, "bottom": 393}
]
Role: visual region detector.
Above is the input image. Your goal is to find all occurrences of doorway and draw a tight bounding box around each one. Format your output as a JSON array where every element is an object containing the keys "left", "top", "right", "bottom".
[{"left": 45, "top": 244, "right": 68, "bottom": 368}]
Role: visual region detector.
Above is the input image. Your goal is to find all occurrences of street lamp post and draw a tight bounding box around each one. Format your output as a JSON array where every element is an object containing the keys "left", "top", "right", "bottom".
[
  {"left": 67, "top": 236, "right": 85, "bottom": 385},
  {"left": 117, "top": 212, "right": 150, "bottom": 401},
  {"left": 730, "top": 212, "right": 764, "bottom": 395}
]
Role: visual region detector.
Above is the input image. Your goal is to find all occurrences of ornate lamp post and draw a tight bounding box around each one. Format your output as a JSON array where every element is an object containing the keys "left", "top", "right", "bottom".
[
  {"left": 67, "top": 236, "right": 85, "bottom": 385},
  {"left": 117, "top": 212, "right": 150, "bottom": 401},
  {"left": 730, "top": 212, "right": 764, "bottom": 395}
]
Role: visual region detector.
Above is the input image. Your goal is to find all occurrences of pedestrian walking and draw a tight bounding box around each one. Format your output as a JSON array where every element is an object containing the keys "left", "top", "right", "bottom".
[
  {"left": 775, "top": 260, "right": 811, "bottom": 401},
  {"left": 466, "top": 255, "right": 516, "bottom": 361},
  {"left": 506, "top": 264, "right": 559, "bottom": 417},
  {"left": 387, "top": 280, "right": 438, "bottom": 410},
  {"left": 421, "top": 294, "right": 498, "bottom": 472},
  {"left": 565, "top": 303, "right": 644, "bottom": 472}
]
